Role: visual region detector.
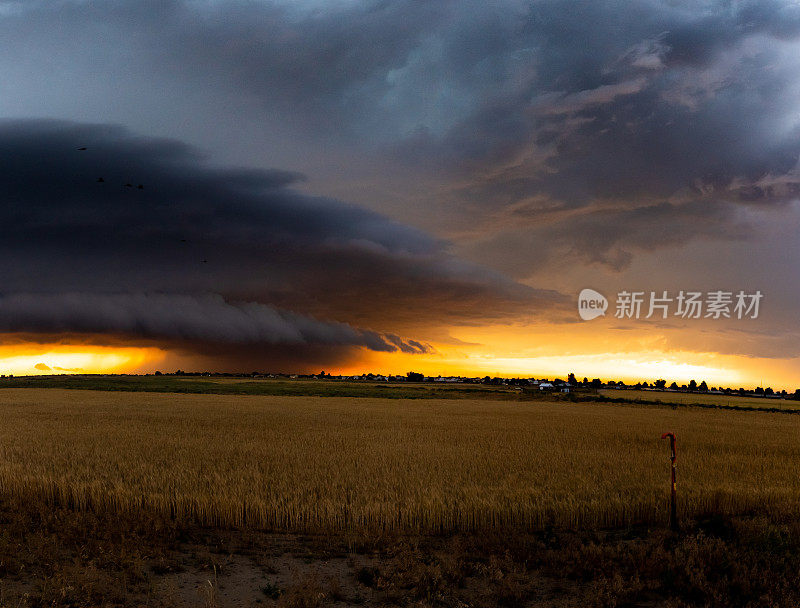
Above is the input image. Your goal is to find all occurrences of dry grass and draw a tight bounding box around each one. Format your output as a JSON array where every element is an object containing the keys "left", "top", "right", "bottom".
[
  {"left": 0, "top": 389, "right": 799, "bottom": 533},
  {"left": 2, "top": 496, "right": 800, "bottom": 607}
]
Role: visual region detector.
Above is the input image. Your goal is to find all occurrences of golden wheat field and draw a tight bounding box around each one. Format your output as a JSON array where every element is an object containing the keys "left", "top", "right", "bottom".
[
  {"left": 0, "top": 388, "right": 799, "bottom": 533},
  {"left": 601, "top": 388, "right": 800, "bottom": 410}
]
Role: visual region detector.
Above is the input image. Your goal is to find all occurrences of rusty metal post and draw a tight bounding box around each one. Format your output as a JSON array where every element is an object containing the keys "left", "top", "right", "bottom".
[{"left": 661, "top": 432, "right": 678, "bottom": 531}]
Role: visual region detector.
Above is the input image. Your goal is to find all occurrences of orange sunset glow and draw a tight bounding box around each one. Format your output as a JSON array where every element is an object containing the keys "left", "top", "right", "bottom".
[
  {"left": 338, "top": 325, "right": 800, "bottom": 390},
  {"left": 4, "top": 321, "right": 797, "bottom": 391},
  {"left": 0, "top": 344, "right": 165, "bottom": 376}
]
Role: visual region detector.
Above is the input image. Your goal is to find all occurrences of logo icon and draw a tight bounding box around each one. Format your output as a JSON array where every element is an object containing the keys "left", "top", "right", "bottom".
[{"left": 578, "top": 288, "right": 608, "bottom": 321}]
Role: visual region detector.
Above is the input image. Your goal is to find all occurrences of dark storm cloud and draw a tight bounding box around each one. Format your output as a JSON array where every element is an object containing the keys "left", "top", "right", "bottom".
[
  {"left": 368, "top": 0, "right": 800, "bottom": 270},
  {"left": 0, "top": 119, "right": 564, "bottom": 356},
  {"left": 0, "top": 0, "right": 797, "bottom": 365},
  {"left": 0, "top": 0, "right": 450, "bottom": 140},
  {"left": 45, "top": 1, "right": 800, "bottom": 266},
  {"left": 0, "top": 293, "right": 424, "bottom": 353},
  {"left": 470, "top": 200, "right": 752, "bottom": 275},
  {"left": 3, "top": 0, "right": 800, "bottom": 270}
]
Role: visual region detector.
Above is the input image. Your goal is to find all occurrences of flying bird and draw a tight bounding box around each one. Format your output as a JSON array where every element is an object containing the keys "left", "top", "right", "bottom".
[
  {"left": 124, "top": 183, "right": 133, "bottom": 188},
  {"left": 137, "top": 184, "right": 144, "bottom": 190},
  {"left": 96, "top": 177, "right": 104, "bottom": 183},
  {"left": 76, "top": 147, "right": 87, "bottom": 151},
  {"left": 201, "top": 260, "right": 208, "bottom": 264}
]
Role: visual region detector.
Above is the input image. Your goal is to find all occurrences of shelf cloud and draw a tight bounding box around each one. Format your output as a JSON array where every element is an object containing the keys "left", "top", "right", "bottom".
[{"left": 0, "top": 119, "right": 566, "bottom": 365}]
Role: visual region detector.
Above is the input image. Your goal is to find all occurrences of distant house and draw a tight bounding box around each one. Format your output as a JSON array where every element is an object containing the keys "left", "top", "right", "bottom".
[{"left": 539, "top": 382, "right": 554, "bottom": 390}]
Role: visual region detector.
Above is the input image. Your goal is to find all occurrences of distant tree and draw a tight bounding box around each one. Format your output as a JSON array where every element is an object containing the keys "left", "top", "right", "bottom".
[
  {"left": 669, "top": 381, "right": 678, "bottom": 390},
  {"left": 590, "top": 378, "right": 602, "bottom": 388},
  {"left": 583, "top": 377, "right": 589, "bottom": 385},
  {"left": 688, "top": 379, "right": 698, "bottom": 392},
  {"left": 655, "top": 379, "right": 667, "bottom": 389},
  {"left": 739, "top": 387, "right": 746, "bottom": 396},
  {"left": 699, "top": 380, "right": 708, "bottom": 392},
  {"left": 755, "top": 387, "right": 765, "bottom": 396},
  {"left": 765, "top": 387, "right": 774, "bottom": 396},
  {"left": 794, "top": 389, "right": 800, "bottom": 400},
  {"left": 406, "top": 371, "right": 424, "bottom": 382},
  {"left": 319, "top": 371, "right": 326, "bottom": 377},
  {"left": 567, "top": 373, "right": 577, "bottom": 385},
  {"left": 154, "top": 370, "right": 162, "bottom": 376}
]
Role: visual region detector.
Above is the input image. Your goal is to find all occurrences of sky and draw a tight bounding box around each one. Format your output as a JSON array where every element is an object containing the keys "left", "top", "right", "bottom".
[{"left": 1, "top": 0, "right": 799, "bottom": 387}]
